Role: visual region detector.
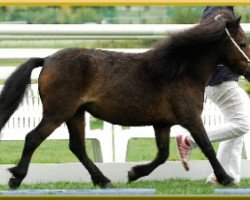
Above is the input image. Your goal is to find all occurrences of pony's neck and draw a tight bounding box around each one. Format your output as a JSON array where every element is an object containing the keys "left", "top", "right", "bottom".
[{"left": 193, "top": 50, "right": 221, "bottom": 86}]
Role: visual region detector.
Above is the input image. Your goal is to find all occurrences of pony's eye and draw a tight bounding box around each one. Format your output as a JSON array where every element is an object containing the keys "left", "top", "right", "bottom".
[{"left": 239, "top": 43, "right": 247, "bottom": 48}]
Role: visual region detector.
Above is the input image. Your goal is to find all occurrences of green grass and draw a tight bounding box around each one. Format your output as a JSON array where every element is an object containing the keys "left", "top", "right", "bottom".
[
  {"left": 0, "top": 136, "right": 248, "bottom": 196},
  {"left": 0, "top": 60, "right": 24, "bottom": 66},
  {"left": 0, "top": 140, "right": 94, "bottom": 164},
  {"left": 0, "top": 179, "right": 250, "bottom": 195},
  {"left": 127, "top": 138, "right": 220, "bottom": 162},
  {"left": 0, "top": 114, "right": 246, "bottom": 164},
  {"left": 2, "top": 115, "right": 249, "bottom": 163},
  {"left": 0, "top": 138, "right": 221, "bottom": 164}
]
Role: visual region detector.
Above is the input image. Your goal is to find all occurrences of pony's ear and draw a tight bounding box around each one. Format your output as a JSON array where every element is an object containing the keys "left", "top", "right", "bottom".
[
  {"left": 235, "top": 16, "right": 241, "bottom": 25},
  {"left": 226, "top": 16, "right": 241, "bottom": 29}
]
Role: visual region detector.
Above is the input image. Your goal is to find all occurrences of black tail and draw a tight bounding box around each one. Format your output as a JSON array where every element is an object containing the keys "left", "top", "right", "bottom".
[{"left": 0, "top": 57, "right": 44, "bottom": 132}]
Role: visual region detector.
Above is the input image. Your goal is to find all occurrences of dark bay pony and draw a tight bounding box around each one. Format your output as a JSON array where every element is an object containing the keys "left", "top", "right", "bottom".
[{"left": 0, "top": 9, "right": 250, "bottom": 189}]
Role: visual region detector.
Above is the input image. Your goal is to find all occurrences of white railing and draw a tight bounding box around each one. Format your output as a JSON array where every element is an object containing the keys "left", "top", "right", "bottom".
[
  {"left": 0, "top": 23, "right": 250, "bottom": 40},
  {"left": 0, "top": 48, "right": 147, "bottom": 60},
  {"left": 0, "top": 24, "right": 250, "bottom": 163},
  {"left": 0, "top": 24, "right": 192, "bottom": 40}
]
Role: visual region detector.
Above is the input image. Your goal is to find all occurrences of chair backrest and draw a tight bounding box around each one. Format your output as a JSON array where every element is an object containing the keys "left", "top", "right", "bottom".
[{"left": 202, "top": 97, "right": 224, "bottom": 128}]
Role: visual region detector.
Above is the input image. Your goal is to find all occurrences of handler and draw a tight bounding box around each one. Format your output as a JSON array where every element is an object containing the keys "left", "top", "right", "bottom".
[{"left": 176, "top": 6, "right": 250, "bottom": 185}]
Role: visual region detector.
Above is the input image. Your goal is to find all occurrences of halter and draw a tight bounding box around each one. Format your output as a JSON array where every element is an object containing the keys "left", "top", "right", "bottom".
[
  {"left": 225, "top": 27, "right": 250, "bottom": 77},
  {"left": 214, "top": 14, "right": 250, "bottom": 76}
]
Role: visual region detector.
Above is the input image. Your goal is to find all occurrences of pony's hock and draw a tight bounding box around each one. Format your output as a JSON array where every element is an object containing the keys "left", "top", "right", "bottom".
[{"left": 0, "top": 9, "right": 250, "bottom": 189}]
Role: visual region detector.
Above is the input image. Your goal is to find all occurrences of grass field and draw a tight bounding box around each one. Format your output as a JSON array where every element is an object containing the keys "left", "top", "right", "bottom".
[
  {"left": 0, "top": 138, "right": 221, "bottom": 164},
  {"left": 0, "top": 136, "right": 248, "bottom": 164},
  {"left": 0, "top": 133, "right": 249, "bottom": 195},
  {"left": 0, "top": 179, "right": 250, "bottom": 195}
]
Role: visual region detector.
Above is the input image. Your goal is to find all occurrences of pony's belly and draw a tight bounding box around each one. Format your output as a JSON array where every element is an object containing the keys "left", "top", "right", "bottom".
[
  {"left": 85, "top": 103, "right": 174, "bottom": 126},
  {"left": 81, "top": 89, "right": 176, "bottom": 126},
  {"left": 89, "top": 113, "right": 157, "bottom": 126}
]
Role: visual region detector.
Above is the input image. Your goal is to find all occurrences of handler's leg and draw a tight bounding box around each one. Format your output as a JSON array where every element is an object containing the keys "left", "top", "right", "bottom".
[
  {"left": 206, "top": 136, "right": 243, "bottom": 184},
  {"left": 194, "top": 81, "right": 250, "bottom": 144},
  {"left": 177, "top": 81, "right": 250, "bottom": 180},
  {"left": 181, "top": 116, "right": 234, "bottom": 186}
]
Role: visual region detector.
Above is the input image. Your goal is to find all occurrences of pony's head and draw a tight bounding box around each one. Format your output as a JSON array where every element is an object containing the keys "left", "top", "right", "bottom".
[
  {"left": 208, "top": 10, "right": 250, "bottom": 81},
  {"left": 222, "top": 18, "right": 250, "bottom": 81},
  {"left": 149, "top": 8, "right": 250, "bottom": 83}
]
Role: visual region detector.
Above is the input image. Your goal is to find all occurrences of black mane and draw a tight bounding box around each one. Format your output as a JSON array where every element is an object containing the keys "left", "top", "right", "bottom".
[{"left": 147, "top": 9, "right": 236, "bottom": 82}]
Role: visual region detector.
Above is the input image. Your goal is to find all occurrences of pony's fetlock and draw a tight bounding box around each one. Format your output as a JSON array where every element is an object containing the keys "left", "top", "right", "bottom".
[
  {"left": 8, "top": 166, "right": 26, "bottom": 189},
  {"left": 128, "top": 168, "right": 143, "bottom": 183},
  {"left": 128, "top": 165, "right": 150, "bottom": 183},
  {"left": 128, "top": 169, "right": 138, "bottom": 183},
  {"left": 8, "top": 166, "right": 26, "bottom": 180}
]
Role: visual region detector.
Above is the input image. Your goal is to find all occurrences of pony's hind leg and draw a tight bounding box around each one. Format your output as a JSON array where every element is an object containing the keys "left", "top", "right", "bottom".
[
  {"left": 128, "top": 124, "right": 170, "bottom": 182},
  {"left": 66, "top": 108, "right": 113, "bottom": 188},
  {"left": 8, "top": 116, "right": 63, "bottom": 189}
]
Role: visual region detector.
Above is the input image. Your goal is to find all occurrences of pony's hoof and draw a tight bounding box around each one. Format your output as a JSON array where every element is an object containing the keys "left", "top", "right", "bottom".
[
  {"left": 8, "top": 177, "right": 21, "bottom": 190},
  {"left": 220, "top": 176, "right": 234, "bottom": 186},
  {"left": 97, "top": 181, "right": 115, "bottom": 189},
  {"left": 103, "top": 182, "right": 115, "bottom": 189},
  {"left": 128, "top": 169, "right": 138, "bottom": 183}
]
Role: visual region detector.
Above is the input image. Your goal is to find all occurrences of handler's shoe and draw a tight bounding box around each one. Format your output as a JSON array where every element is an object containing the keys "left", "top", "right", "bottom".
[
  {"left": 206, "top": 176, "right": 219, "bottom": 185},
  {"left": 176, "top": 135, "right": 191, "bottom": 171},
  {"left": 206, "top": 176, "right": 240, "bottom": 185}
]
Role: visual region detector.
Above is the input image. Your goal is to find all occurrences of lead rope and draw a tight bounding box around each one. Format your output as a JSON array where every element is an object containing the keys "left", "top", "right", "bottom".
[{"left": 225, "top": 27, "right": 250, "bottom": 76}]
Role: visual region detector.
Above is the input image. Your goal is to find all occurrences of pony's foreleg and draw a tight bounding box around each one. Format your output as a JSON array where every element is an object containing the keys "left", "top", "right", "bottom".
[
  {"left": 183, "top": 117, "right": 234, "bottom": 186},
  {"left": 128, "top": 125, "right": 170, "bottom": 182},
  {"left": 66, "top": 109, "right": 113, "bottom": 188},
  {"left": 8, "top": 117, "right": 62, "bottom": 189}
]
